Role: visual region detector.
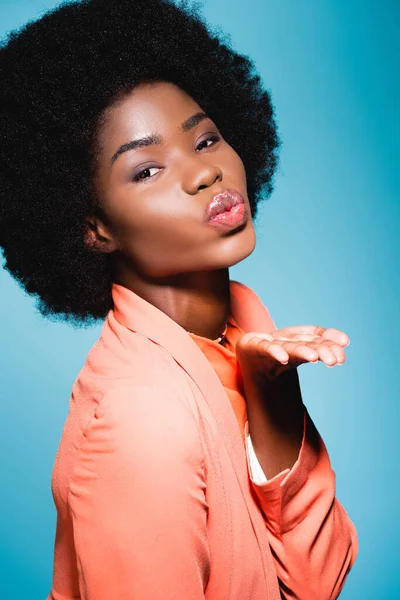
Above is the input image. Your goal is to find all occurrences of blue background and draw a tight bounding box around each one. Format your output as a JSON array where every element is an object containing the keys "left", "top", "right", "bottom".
[{"left": 1, "top": 1, "right": 399, "bottom": 598}]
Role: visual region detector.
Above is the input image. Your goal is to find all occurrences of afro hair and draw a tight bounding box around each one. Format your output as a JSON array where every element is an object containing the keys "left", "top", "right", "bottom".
[{"left": 0, "top": 0, "right": 280, "bottom": 327}]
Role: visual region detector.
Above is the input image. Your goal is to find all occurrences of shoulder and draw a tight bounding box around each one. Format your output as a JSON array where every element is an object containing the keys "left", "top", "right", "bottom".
[
  {"left": 101, "top": 383, "right": 196, "bottom": 427},
  {"left": 67, "top": 385, "right": 206, "bottom": 520},
  {"left": 81, "top": 319, "right": 157, "bottom": 382},
  {"left": 79, "top": 384, "right": 203, "bottom": 468},
  {"left": 230, "top": 279, "right": 277, "bottom": 331}
]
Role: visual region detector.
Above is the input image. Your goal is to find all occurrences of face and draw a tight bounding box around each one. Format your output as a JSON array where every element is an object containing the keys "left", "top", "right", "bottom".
[{"left": 87, "top": 81, "right": 256, "bottom": 280}]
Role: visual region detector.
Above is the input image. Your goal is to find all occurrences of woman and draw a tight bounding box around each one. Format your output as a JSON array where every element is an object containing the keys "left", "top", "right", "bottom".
[{"left": 0, "top": 0, "right": 358, "bottom": 598}]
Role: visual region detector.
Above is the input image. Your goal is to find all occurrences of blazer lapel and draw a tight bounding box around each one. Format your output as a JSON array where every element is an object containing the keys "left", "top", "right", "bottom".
[{"left": 111, "top": 279, "right": 278, "bottom": 594}]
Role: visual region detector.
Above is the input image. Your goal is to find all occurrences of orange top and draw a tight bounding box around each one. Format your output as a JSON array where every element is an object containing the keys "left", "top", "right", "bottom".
[
  {"left": 46, "top": 279, "right": 358, "bottom": 600},
  {"left": 188, "top": 314, "right": 247, "bottom": 447}
]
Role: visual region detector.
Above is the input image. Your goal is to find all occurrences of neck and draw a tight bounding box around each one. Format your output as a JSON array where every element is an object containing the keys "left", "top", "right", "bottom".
[{"left": 112, "top": 267, "right": 231, "bottom": 341}]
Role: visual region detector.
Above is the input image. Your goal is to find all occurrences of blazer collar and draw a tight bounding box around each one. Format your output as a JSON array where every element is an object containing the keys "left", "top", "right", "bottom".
[{"left": 111, "top": 279, "right": 278, "bottom": 592}]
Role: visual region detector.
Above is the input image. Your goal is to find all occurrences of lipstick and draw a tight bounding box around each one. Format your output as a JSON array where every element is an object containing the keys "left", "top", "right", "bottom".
[{"left": 204, "top": 188, "right": 248, "bottom": 231}]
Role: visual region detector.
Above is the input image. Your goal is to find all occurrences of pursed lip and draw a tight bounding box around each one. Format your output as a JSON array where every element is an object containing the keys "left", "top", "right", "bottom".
[{"left": 204, "top": 188, "right": 245, "bottom": 221}]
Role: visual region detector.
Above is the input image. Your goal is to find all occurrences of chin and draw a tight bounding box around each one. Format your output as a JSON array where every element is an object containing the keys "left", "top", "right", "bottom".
[
  {"left": 237, "top": 226, "right": 256, "bottom": 262},
  {"left": 219, "top": 221, "right": 257, "bottom": 268}
]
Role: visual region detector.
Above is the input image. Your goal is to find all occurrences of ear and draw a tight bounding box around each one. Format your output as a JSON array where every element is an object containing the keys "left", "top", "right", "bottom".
[{"left": 84, "top": 216, "right": 118, "bottom": 254}]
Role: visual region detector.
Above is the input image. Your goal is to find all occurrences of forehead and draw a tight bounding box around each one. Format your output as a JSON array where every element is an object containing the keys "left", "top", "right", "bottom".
[{"left": 100, "top": 81, "right": 202, "bottom": 142}]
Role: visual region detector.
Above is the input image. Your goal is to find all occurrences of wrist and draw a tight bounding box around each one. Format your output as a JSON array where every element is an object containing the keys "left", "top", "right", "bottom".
[
  {"left": 240, "top": 365, "right": 304, "bottom": 431},
  {"left": 243, "top": 368, "right": 306, "bottom": 478}
]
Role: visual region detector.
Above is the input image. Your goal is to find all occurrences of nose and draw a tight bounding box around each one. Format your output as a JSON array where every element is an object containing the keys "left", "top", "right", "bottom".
[{"left": 182, "top": 159, "right": 223, "bottom": 195}]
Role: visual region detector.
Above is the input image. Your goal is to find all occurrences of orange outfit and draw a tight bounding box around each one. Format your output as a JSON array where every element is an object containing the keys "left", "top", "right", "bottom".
[
  {"left": 189, "top": 315, "right": 276, "bottom": 491},
  {"left": 188, "top": 313, "right": 248, "bottom": 446},
  {"left": 47, "top": 279, "right": 358, "bottom": 600}
]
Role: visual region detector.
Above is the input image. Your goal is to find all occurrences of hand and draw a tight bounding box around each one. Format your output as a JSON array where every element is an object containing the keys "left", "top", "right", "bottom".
[{"left": 236, "top": 325, "right": 350, "bottom": 381}]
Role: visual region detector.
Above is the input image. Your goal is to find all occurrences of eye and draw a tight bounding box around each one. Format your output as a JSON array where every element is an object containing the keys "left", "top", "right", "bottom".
[
  {"left": 131, "top": 166, "right": 162, "bottom": 183},
  {"left": 196, "top": 134, "right": 220, "bottom": 151}
]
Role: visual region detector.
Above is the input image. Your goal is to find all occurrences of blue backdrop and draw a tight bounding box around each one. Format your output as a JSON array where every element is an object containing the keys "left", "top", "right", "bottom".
[{"left": 1, "top": 1, "right": 399, "bottom": 598}]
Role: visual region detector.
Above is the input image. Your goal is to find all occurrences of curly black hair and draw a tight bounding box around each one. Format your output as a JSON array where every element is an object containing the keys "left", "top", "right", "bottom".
[{"left": 0, "top": 0, "right": 280, "bottom": 328}]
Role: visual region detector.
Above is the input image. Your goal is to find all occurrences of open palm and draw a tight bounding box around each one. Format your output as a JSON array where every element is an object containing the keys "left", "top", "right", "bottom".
[{"left": 236, "top": 325, "right": 350, "bottom": 380}]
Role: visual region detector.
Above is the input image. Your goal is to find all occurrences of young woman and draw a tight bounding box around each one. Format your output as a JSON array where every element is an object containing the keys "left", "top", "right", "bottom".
[{"left": 0, "top": 0, "right": 358, "bottom": 598}]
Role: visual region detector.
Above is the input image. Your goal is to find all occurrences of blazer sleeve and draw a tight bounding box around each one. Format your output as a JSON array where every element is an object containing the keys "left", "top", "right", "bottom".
[
  {"left": 244, "top": 409, "right": 358, "bottom": 600},
  {"left": 67, "top": 385, "right": 210, "bottom": 600}
]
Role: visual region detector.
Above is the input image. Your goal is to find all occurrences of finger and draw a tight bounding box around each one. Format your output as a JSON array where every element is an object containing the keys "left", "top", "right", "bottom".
[
  {"left": 287, "top": 343, "right": 319, "bottom": 364},
  {"left": 307, "top": 340, "right": 346, "bottom": 365},
  {"left": 311, "top": 343, "right": 337, "bottom": 367},
  {"left": 254, "top": 338, "right": 316, "bottom": 365},
  {"left": 276, "top": 339, "right": 317, "bottom": 355},
  {"left": 320, "top": 328, "right": 350, "bottom": 347},
  {"left": 260, "top": 341, "right": 290, "bottom": 364},
  {"left": 273, "top": 326, "right": 350, "bottom": 348},
  {"left": 258, "top": 341, "right": 317, "bottom": 370},
  {"left": 324, "top": 342, "right": 346, "bottom": 365},
  {"left": 269, "top": 339, "right": 320, "bottom": 364}
]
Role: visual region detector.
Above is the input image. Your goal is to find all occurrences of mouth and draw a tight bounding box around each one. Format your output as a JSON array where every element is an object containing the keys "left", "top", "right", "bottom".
[{"left": 204, "top": 188, "right": 245, "bottom": 222}]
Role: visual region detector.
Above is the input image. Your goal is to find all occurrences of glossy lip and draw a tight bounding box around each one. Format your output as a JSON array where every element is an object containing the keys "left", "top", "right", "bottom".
[
  {"left": 206, "top": 202, "right": 247, "bottom": 232},
  {"left": 203, "top": 188, "right": 245, "bottom": 222}
]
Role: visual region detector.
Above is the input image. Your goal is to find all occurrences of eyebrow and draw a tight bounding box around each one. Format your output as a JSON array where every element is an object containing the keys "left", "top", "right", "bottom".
[{"left": 110, "top": 111, "right": 210, "bottom": 164}]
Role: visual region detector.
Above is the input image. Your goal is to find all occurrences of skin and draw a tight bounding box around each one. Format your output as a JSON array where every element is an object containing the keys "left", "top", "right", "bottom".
[
  {"left": 236, "top": 326, "right": 350, "bottom": 478},
  {"left": 85, "top": 80, "right": 256, "bottom": 340},
  {"left": 85, "top": 80, "right": 351, "bottom": 477}
]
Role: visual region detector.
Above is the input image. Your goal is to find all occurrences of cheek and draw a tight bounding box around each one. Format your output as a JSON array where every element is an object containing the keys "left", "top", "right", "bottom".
[
  {"left": 124, "top": 224, "right": 203, "bottom": 278},
  {"left": 114, "top": 198, "right": 191, "bottom": 239},
  {"left": 223, "top": 146, "right": 247, "bottom": 182},
  {"left": 110, "top": 197, "right": 199, "bottom": 270}
]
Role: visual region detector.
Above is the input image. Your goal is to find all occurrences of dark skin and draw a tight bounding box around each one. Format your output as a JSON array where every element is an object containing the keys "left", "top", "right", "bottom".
[
  {"left": 85, "top": 80, "right": 350, "bottom": 478},
  {"left": 86, "top": 80, "right": 256, "bottom": 340}
]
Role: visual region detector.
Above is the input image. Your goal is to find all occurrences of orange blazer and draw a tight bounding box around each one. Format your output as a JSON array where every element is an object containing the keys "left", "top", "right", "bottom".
[{"left": 47, "top": 279, "right": 358, "bottom": 600}]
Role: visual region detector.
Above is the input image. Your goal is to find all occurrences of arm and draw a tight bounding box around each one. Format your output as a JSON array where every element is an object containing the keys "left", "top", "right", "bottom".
[
  {"left": 68, "top": 385, "right": 210, "bottom": 600},
  {"left": 243, "top": 368, "right": 358, "bottom": 599}
]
